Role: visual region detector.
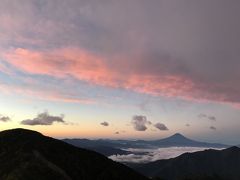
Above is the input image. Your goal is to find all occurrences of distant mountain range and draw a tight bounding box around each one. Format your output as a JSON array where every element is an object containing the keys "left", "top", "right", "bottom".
[
  {"left": 134, "top": 146, "right": 240, "bottom": 180},
  {"left": 63, "top": 139, "right": 132, "bottom": 156},
  {"left": 0, "top": 128, "right": 148, "bottom": 180},
  {"left": 63, "top": 133, "right": 228, "bottom": 156}
]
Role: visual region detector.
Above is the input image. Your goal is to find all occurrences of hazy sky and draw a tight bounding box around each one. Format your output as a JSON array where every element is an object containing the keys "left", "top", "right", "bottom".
[{"left": 0, "top": 0, "right": 240, "bottom": 145}]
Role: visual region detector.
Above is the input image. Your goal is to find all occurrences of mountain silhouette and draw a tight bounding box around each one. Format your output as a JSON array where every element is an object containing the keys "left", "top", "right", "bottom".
[
  {"left": 64, "top": 133, "right": 228, "bottom": 152},
  {"left": 63, "top": 139, "right": 131, "bottom": 156},
  {"left": 151, "top": 133, "right": 196, "bottom": 144},
  {"left": 0, "top": 128, "right": 148, "bottom": 180},
  {"left": 135, "top": 146, "right": 240, "bottom": 180},
  {"left": 148, "top": 133, "right": 227, "bottom": 148}
]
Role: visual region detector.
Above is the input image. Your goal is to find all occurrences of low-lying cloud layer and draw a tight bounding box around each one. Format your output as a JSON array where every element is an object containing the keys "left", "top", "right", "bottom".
[
  {"left": 109, "top": 147, "right": 222, "bottom": 163},
  {"left": 20, "top": 111, "right": 65, "bottom": 125}
]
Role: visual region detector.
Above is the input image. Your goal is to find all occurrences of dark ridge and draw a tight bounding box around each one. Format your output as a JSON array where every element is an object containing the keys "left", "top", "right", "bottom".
[
  {"left": 134, "top": 146, "right": 240, "bottom": 180},
  {"left": 0, "top": 128, "right": 43, "bottom": 137},
  {"left": 223, "top": 146, "right": 240, "bottom": 151},
  {"left": 0, "top": 128, "right": 149, "bottom": 180}
]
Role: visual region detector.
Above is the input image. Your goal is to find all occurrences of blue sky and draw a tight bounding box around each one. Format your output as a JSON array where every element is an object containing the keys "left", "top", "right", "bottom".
[{"left": 0, "top": 0, "right": 240, "bottom": 145}]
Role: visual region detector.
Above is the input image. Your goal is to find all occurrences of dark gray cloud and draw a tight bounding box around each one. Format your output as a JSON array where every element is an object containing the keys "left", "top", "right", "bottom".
[
  {"left": 154, "top": 123, "right": 169, "bottom": 131},
  {"left": 132, "top": 116, "right": 168, "bottom": 131},
  {"left": 0, "top": 115, "right": 11, "bottom": 122},
  {"left": 198, "top": 114, "right": 207, "bottom": 118},
  {"left": 100, "top": 121, "right": 109, "bottom": 126},
  {"left": 198, "top": 114, "right": 217, "bottom": 121},
  {"left": 131, "top": 115, "right": 151, "bottom": 131},
  {"left": 186, "top": 123, "right": 190, "bottom": 127},
  {"left": 20, "top": 111, "right": 65, "bottom": 125},
  {"left": 210, "top": 126, "right": 217, "bottom": 130},
  {"left": 208, "top": 116, "right": 216, "bottom": 121}
]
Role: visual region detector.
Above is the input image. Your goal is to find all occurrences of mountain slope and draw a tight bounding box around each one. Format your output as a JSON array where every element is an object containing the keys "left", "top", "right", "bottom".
[
  {"left": 62, "top": 138, "right": 152, "bottom": 149},
  {"left": 135, "top": 146, "right": 240, "bottom": 180},
  {"left": 63, "top": 139, "right": 131, "bottom": 156},
  {"left": 0, "top": 128, "right": 148, "bottom": 180}
]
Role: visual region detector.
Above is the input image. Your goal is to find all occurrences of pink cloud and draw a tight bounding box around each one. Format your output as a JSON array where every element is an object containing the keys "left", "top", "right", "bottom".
[
  {"left": 3, "top": 48, "right": 112, "bottom": 83},
  {"left": 2, "top": 48, "right": 240, "bottom": 106}
]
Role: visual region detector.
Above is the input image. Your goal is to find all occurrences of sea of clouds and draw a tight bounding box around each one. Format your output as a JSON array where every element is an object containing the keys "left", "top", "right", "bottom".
[{"left": 109, "top": 147, "right": 223, "bottom": 163}]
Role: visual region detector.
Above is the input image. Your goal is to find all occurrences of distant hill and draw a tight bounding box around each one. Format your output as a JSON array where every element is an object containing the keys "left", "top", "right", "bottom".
[
  {"left": 63, "top": 139, "right": 131, "bottom": 156},
  {"left": 62, "top": 138, "right": 151, "bottom": 149},
  {"left": 134, "top": 146, "right": 240, "bottom": 180},
  {"left": 63, "top": 133, "right": 228, "bottom": 152},
  {"left": 0, "top": 128, "right": 148, "bottom": 180}
]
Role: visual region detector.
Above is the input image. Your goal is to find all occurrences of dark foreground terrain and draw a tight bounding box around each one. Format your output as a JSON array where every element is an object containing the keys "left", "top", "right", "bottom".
[
  {"left": 0, "top": 128, "right": 148, "bottom": 180},
  {"left": 134, "top": 146, "right": 240, "bottom": 180},
  {"left": 0, "top": 128, "right": 239, "bottom": 180}
]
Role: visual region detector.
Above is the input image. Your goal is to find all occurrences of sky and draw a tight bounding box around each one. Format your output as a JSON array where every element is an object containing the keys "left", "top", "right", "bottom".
[{"left": 0, "top": 0, "right": 240, "bottom": 145}]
